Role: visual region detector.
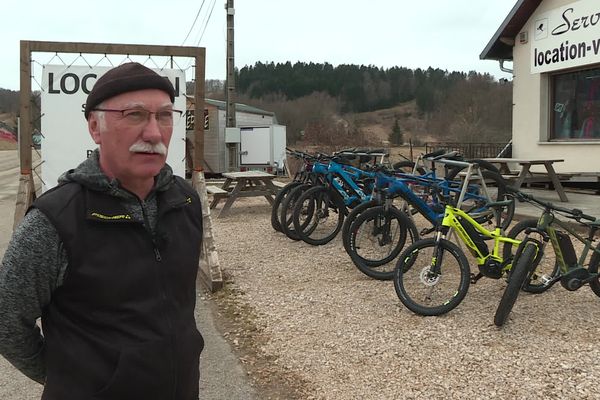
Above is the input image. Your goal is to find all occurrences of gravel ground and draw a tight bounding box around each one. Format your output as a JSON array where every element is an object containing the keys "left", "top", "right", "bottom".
[{"left": 208, "top": 196, "right": 600, "bottom": 400}]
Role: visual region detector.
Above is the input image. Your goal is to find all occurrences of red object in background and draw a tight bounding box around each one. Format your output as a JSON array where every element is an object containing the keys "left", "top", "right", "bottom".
[{"left": 0, "top": 129, "right": 17, "bottom": 142}]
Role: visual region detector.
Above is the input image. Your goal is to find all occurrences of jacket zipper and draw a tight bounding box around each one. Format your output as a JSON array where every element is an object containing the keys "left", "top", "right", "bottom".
[
  {"left": 138, "top": 199, "right": 162, "bottom": 262},
  {"left": 139, "top": 197, "right": 177, "bottom": 398}
]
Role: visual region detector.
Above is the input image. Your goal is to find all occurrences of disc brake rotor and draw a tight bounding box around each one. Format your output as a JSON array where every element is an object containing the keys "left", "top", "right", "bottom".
[{"left": 419, "top": 266, "right": 440, "bottom": 286}]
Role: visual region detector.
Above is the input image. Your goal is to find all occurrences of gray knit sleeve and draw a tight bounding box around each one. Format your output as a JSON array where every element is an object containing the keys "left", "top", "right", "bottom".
[{"left": 0, "top": 208, "right": 68, "bottom": 384}]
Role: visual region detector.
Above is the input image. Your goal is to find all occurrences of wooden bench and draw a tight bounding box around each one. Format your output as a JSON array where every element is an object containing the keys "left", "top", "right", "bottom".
[
  {"left": 210, "top": 171, "right": 279, "bottom": 217},
  {"left": 500, "top": 172, "right": 573, "bottom": 185},
  {"left": 206, "top": 185, "right": 228, "bottom": 195},
  {"left": 482, "top": 158, "right": 569, "bottom": 202},
  {"left": 272, "top": 180, "right": 287, "bottom": 189}
]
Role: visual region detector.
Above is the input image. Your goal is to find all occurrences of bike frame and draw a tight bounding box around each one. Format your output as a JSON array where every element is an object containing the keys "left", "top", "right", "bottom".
[
  {"left": 378, "top": 169, "right": 495, "bottom": 225},
  {"left": 327, "top": 161, "right": 373, "bottom": 203},
  {"left": 439, "top": 205, "right": 520, "bottom": 268},
  {"left": 533, "top": 212, "right": 600, "bottom": 275}
]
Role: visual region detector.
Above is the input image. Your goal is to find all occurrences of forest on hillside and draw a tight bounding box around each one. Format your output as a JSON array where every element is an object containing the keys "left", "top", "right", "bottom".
[
  {"left": 229, "top": 62, "right": 512, "bottom": 146},
  {"left": 1, "top": 62, "right": 513, "bottom": 147}
]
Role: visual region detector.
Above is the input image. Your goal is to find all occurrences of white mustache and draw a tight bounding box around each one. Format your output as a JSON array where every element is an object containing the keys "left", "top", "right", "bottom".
[{"left": 129, "top": 141, "right": 167, "bottom": 155}]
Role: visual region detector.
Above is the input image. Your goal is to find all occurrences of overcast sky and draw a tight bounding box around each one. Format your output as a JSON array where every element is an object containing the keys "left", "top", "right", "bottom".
[{"left": 2, "top": 0, "right": 517, "bottom": 91}]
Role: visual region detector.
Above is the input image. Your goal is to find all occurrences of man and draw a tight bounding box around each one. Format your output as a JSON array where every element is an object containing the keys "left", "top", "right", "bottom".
[{"left": 0, "top": 62, "right": 204, "bottom": 399}]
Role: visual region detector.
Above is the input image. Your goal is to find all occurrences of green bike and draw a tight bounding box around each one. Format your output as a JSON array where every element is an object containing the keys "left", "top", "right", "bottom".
[
  {"left": 494, "top": 189, "right": 600, "bottom": 327},
  {"left": 393, "top": 199, "right": 556, "bottom": 316}
]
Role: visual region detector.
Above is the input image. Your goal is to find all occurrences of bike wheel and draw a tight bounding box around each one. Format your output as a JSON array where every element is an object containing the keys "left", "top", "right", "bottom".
[
  {"left": 293, "top": 186, "right": 345, "bottom": 246},
  {"left": 494, "top": 241, "right": 539, "bottom": 326},
  {"left": 503, "top": 218, "right": 558, "bottom": 293},
  {"left": 342, "top": 199, "right": 380, "bottom": 254},
  {"left": 347, "top": 206, "right": 419, "bottom": 280},
  {"left": 393, "top": 161, "right": 426, "bottom": 175},
  {"left": 280, "top": 183, "right": 313, "bottom": 240},
  {"left": 394, "top": 238, "right": 470, "bottom": 316},
  {"left": 271, "top": 181, "right": 303, "bottom": 232},
  {"left": 445, "top": 159, "right": 501, "bottom": 180},
  {"left": 586, "top": 242, "right": 600, "bottom": 297}
]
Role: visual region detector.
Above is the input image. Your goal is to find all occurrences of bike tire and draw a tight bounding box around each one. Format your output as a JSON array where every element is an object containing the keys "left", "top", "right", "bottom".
[
  {"left": 586, "top": 242, "right": 600, "bottom": 297},
  {"left": 445, "top": 159, "right": 501, "bottom": 180},
  {"left": 502, "top": 218, "right": 559, "bottom": 294},
  {"left": 342, "top": 199, "right": 380, "bottom": 254},
  {"left": 292, "top": 185, "right": 345, "bottom": 246},
  {"left": 494, "top": 242, "right": 539, "bottom": 327},
  {"left": 280, "top": 183, "right": 313, "bottom": 240},
  {"left": 393, "top": 161, "right": 426, "bottom": 175},
  {"left": 347, "top": 206, "right": 419, "bottom": 280},
  {"left": 393, "top": 238, "right": 471, "bottom": 316},
  {"left": 271, "top": 181, "right": 303, "bottom": 232}
]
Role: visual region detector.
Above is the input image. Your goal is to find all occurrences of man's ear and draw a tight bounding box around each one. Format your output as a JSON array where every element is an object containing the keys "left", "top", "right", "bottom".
[{"left": 88, "top": 114, "right": 102, "bottom": 145}]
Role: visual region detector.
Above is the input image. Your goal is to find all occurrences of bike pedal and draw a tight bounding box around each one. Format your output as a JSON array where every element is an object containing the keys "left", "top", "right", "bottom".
[
  {"left": 539, "top": 274, "right": 553, "bottom": 286},
  {"left": 470, "top": 273, "right": 483, "bottom": 284},
  {"left": 420, "top": 227, "right": 436, "bottom": 236}
]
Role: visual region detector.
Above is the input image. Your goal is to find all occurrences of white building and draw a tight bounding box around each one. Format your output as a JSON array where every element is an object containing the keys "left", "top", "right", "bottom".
[
  {"left": 186, "top": 98, "right": 279, "bottom": 174},
  {"left": 481, "top": 0, "right": 600, "bottom": 175}
]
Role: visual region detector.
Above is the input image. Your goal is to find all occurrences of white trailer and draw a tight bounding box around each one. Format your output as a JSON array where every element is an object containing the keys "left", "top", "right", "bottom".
[
  {"left": 186, "top": 98, "right": 285, "bottom": 174},
  {"left": 238, "top": 125, "right": 287, "bottom": 173}
]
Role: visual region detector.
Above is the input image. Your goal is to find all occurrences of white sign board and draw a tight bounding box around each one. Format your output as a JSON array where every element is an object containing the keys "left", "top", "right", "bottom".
[
  {"left": 41, "top": 65, "right": 186, "bottom": 191},
  {"left": 531, "top": 0, "right": 600, "bottom": 73}
]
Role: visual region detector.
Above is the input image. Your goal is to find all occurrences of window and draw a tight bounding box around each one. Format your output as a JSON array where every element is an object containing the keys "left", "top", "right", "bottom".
[{"left": 551, "top": 66, "right": 600, "bottom": 140}]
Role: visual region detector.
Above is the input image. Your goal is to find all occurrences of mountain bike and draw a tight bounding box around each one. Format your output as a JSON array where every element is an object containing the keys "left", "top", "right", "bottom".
[
  {"left": 279, "top": 159, "right": 331, "bottom": 240},
  {"left": 277, "top": 149, "right": 378, "bottom": 242},
  {"left": 341, "top": 152, "right": 509, "bottom": 261},
  {"left": 494, "top": 189, "right": 600, "bottom": 326},
  {"left": 392, "top": 149, "right": 501, "bottom": 179},
  {"left": 271, "top": 149, "right": 318, "bottom": 233},
  {"left": 345, "top": 160, "right": 513, "bottom": 280},
  {"left": 392, "top": 197, "right": 554, "bottom": 316},
  {"left": 290, "top": 157, "right": 376, "bottom": 245}
]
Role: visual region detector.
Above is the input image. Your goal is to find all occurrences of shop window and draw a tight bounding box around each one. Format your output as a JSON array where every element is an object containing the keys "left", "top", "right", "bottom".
[{"left": 551, "top": 66, "right": 600, "bottom": 140}]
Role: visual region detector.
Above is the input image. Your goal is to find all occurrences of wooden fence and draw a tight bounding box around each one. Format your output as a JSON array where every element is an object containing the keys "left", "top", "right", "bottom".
[{"left": 425, "top": 141, "right": 512, "bottom": 159}]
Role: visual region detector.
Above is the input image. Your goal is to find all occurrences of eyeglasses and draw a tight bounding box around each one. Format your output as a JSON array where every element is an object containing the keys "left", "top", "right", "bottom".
[{"left": 92, "top": 108, "right": 183, "bottom": 127}]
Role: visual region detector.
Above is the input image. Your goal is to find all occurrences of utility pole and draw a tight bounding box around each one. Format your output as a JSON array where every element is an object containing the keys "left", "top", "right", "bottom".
[{"left": 225, "top": 0, "right": 238, "bottom": 170}]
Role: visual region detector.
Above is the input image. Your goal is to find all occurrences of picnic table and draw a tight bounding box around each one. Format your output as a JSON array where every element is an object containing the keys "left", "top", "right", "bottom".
[
  {"left": 482, "top": 158, "right": 569, "bottom": 202},
  {"left": 207, "top": 171, "right": 284, "bottom": 218}
]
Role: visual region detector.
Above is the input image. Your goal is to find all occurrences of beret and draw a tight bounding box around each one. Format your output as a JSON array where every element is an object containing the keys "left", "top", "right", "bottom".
[{"left": 84, "top": 62, "right": 176, "bottom": 119}]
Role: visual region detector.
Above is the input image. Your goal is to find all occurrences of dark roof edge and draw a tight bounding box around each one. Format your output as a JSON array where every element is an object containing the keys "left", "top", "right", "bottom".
[
  {"left": 480, "top": 0, "right": 542, "bottom": 61},
  {"left": 184, "top": 95, "right": 275, "bottom": 116}
]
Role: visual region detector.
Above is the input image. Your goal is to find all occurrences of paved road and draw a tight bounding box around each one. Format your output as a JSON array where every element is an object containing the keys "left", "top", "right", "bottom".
[{"left": 0, "top": 150, "right": 258, "bottom": 400}]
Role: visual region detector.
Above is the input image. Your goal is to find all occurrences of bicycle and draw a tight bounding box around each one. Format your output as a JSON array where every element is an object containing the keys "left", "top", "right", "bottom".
[
  {"left": 277, "top": 149, "right": 378, "bottom": 242},
  {"left": 271, "top": 149, "right": 321, "bottom": 235},
  {"left": 494, "top": 189, "right": 600, "bottom": 326},
  {"left": 341, "top": 151, "right": 509, "bottom": 258},
  {"left": 392, "top": 195, "right": 554, "bottom": 316},
  {"left": 290, "top": 156, "right": 376, "bottom": 245},
  {"left": 345, "top": 160, "right": 514, "bottom": 281},
  {"left": 279, "top": 158, "right": 331, "bottom": 240},
  {"left": 392, "top": 148, "right": 501, "bottom": 175}
]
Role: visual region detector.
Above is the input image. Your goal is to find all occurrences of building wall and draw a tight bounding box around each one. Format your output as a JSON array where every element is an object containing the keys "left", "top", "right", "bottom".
[
  {"left": 211, "top": 109, "right": 275, "bottom": 173},
  {"left": 202, "top": 107, "right": 222, "bottom": 173},
  {"left": 216, "top": 109, "right": 274, "bottom": 130},
  {"left": 186, "top": 104, "right": 276, "bottom": 173},
  {"left": 219, "top": 110, "right": 273, "bottom": 172},
  {"left": 512, "top": 0, "right": 600, "bottom": 173}
]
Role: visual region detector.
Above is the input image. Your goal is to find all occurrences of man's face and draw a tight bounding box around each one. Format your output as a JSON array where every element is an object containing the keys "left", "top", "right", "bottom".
[{"left": 87, "top": 89, "right": 174, "bottom": 186}]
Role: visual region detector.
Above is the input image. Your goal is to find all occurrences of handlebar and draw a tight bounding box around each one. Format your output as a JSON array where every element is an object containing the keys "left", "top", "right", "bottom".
[
  {"left": 421, "top": 149, "right": 447, "bottom": 158},
  {"left": 424, "top": 157, "right": 476, "bottom": 169},
  {"left": 506, "top": 185, "right": 597, "bottom": 222}
]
